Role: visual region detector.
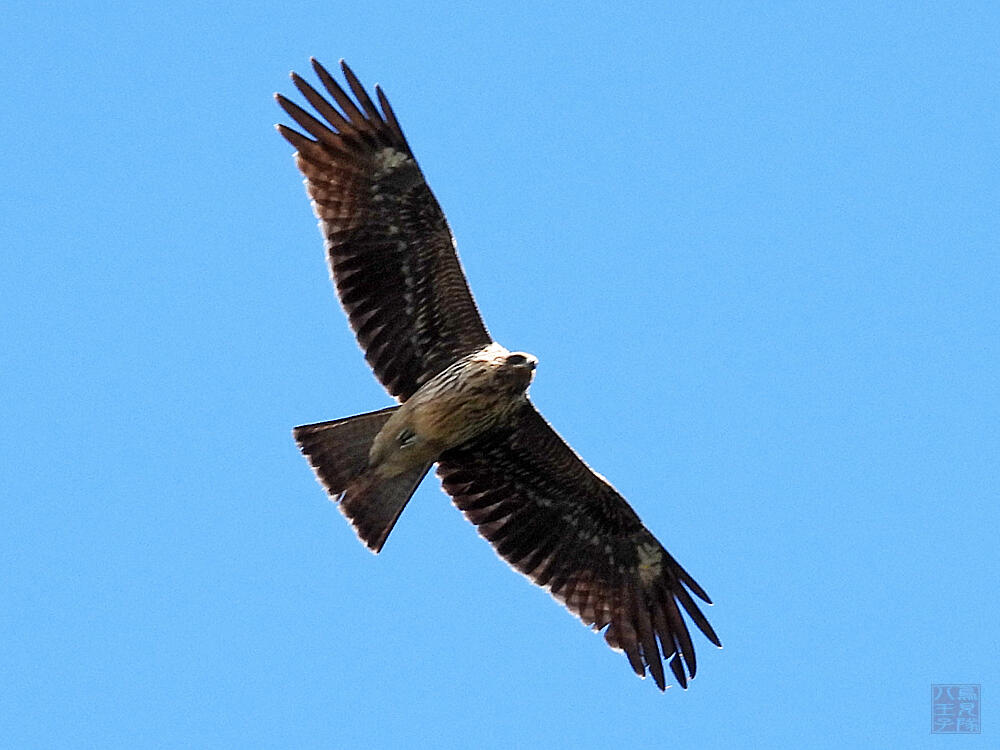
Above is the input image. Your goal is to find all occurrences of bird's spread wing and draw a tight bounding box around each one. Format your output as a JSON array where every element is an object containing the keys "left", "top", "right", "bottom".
[
  {"left": 436, "top": 401, "right": 721, "bottom": 690},
  {"left": 276, "top": 60, "right": 492, "bottom": 401}
]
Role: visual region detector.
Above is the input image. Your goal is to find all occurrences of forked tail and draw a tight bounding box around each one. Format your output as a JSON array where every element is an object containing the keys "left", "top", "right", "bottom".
[{"left": 293, "top": 407, "right": 431, "bottom": 552}]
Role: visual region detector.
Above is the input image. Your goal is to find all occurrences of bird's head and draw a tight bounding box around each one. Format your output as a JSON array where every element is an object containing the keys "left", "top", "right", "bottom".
[{"left": 502, "top": 351, "right": 538, "bottom": 391}]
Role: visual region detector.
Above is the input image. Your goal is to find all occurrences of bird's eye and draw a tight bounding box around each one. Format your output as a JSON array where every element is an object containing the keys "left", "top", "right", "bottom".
[{"left": 507, "top": 354, "right": 527, "bottom": 366}]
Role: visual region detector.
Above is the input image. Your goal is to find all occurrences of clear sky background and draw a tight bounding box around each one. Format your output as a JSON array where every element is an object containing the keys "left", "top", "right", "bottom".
[{"left": 3, "top": 2, "right": 997, "bottom": 748}]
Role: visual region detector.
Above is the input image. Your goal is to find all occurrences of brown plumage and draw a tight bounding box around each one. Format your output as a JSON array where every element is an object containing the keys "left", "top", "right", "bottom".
[{"left": 277, "top": 59, "right": 721, "bottom": 690}]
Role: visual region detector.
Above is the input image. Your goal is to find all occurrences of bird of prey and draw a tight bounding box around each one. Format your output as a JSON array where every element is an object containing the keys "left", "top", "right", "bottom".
[{"left": 275, "top": 59, "right": 721, "bottom": 691}]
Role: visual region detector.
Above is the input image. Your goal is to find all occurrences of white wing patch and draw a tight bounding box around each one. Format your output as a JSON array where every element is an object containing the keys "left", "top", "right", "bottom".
[
  {"left": 636, "top": 541, "right": 663, "bottom": 586},
  {"left": 373, "top": 147, "right": 410, "bottom": 177}
]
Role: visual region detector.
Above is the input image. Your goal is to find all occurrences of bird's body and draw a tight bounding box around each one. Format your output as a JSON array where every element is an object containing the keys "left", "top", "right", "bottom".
[
  {"left": 369, "top": 343, "right": 537, "bottom": 478},
  {"left": 277, "top": 60, "right": 721, "bottom": 691}
]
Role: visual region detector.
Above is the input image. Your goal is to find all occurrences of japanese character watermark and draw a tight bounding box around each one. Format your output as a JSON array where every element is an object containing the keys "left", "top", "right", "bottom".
[{"left": 932, "top": 684, "right": 981, "bottom": 734}]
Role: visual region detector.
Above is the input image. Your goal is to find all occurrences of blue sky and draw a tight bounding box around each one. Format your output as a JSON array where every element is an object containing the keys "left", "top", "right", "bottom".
[{"left": 3, "top": 2, "right": 997, "bottom": 747}]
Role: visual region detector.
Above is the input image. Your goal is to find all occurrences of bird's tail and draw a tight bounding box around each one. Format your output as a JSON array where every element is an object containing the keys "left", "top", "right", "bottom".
[{"left": 293, "top": 407, "right": 431, "bottom": 552}]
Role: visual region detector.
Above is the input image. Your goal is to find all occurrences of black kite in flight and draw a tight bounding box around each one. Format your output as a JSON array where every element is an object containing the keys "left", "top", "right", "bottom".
[{"left": 276, "top": 60, "right": 721, "bottom": 690}]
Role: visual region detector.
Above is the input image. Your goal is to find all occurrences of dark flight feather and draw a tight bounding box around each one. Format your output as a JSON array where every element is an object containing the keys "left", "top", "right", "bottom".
[
  {"left": 276, "top": 60, "right": 492, "bottom": 401},
  {"left": 437, "top": 402, "right": 720, "bottom": 690}
]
